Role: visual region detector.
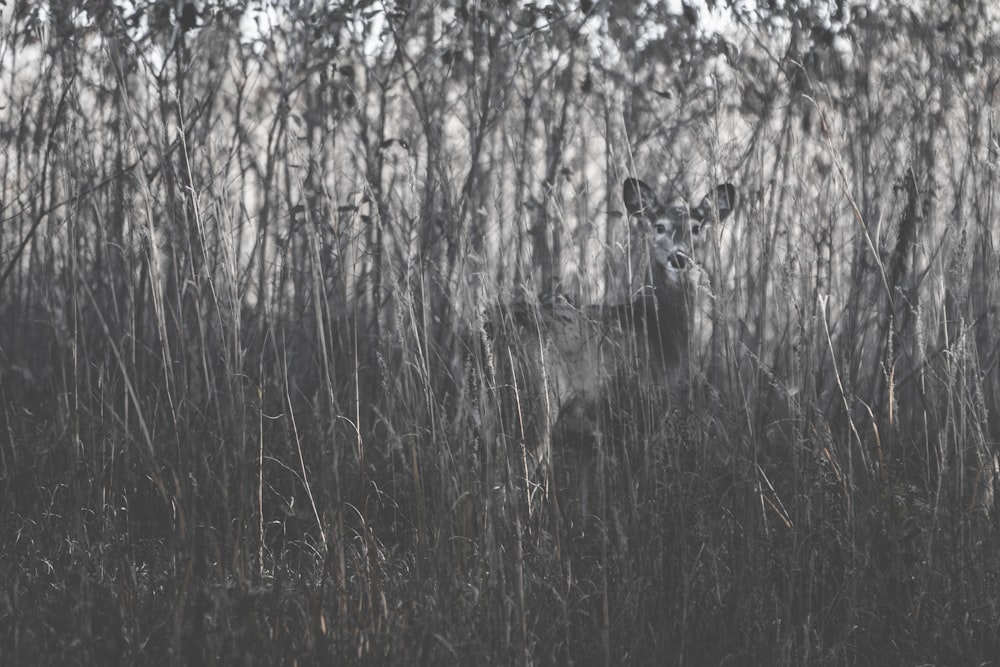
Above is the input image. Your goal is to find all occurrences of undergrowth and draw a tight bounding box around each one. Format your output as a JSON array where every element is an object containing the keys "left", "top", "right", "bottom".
[{"left": 2, "top": 2, "right": 1000, "bottom": 665}]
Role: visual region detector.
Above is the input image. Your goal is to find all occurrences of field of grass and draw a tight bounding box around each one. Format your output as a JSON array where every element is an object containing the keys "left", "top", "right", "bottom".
[{"left": 2, "top": 2, "right": 1000, "bottom": 664}]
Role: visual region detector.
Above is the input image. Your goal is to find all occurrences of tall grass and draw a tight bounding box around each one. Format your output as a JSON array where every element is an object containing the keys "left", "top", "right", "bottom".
[{"left": 2, "top": 2, "right": 999, "bottom": 664}]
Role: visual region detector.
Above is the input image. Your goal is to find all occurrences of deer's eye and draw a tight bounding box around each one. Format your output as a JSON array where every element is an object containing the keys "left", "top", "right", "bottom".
[
  {"left": 691, "top": 223, "right": 701, "bottom": 235},
  {"left": 654, "top": 223, "right": 667, "bottom": 235}
]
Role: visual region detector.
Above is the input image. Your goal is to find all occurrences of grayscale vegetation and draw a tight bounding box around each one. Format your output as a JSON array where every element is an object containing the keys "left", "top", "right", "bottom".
[{"left": 2, "top": 1, "right": 999, "bottom": 664}]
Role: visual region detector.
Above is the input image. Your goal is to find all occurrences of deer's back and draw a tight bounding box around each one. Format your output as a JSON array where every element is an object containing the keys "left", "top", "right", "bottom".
[{"left": 508, "top": 293, "right": 690, "bottom": 411}]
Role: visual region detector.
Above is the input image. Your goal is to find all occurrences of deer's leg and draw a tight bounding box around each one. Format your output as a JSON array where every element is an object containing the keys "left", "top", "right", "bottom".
[{"left": 555, "top": 396, "right": 601, "bottom": 532}]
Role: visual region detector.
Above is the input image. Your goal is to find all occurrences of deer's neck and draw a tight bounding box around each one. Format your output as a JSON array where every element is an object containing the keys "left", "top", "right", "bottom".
[{"left": 632, "top": 287, "right": 690, "bottom": 370}]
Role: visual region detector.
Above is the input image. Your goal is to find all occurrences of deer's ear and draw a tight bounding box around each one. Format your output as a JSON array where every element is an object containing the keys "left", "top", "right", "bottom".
[
  {"left": 623, "top": 178, "right": 658, "bottom": 218},
  {"left": 694, "top": 183, "right": 737, "bottom": 223},
  {"left": 714, "top": 183, "right": 737, "bottom": 221}
]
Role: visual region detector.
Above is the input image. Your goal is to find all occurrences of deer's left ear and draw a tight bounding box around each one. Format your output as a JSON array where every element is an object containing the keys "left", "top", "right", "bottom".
[
  {"left": 694, "top": 184, "right": 737, "bottom": 224},
  {"left": 623, "top": 178, "right": 659, "bottom": 218}
]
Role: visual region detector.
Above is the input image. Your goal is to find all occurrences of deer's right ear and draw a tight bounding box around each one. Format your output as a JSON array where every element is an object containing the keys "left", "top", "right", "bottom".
[
  {"left": 693, "top": 183, "right": 738, "bottom": 224},
  {"left": 623, "top": 178, "right": 658, "bottom": 218},
  {"left": 713, "top": 183, "right": 737, "bottom": 221}
]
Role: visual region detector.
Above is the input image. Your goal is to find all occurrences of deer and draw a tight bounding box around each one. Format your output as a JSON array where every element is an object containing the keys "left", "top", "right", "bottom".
[{"left": 474, "top": 177, "right": 737, "bottom": 529}]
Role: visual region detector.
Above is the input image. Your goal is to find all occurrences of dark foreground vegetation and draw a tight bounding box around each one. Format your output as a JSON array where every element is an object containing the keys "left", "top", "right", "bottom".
[{"left": 2, "top": 1, "right": 1000, "bottom": 664}]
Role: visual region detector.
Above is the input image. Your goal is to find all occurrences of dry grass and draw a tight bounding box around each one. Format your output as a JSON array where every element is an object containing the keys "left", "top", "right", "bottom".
[{"left": 2, "top": 3, "right": 1000, "bottom": 665}]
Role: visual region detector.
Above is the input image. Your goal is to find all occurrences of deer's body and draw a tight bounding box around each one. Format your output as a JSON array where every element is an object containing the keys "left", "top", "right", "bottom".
[{"left": 482, "top": 178, "right": 736, "bottom": 524}]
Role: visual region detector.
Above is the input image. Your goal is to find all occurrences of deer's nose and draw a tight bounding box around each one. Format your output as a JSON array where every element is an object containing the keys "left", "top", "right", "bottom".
[{"left": 667, "top": 252, "right": 689, "bottom": 270}]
